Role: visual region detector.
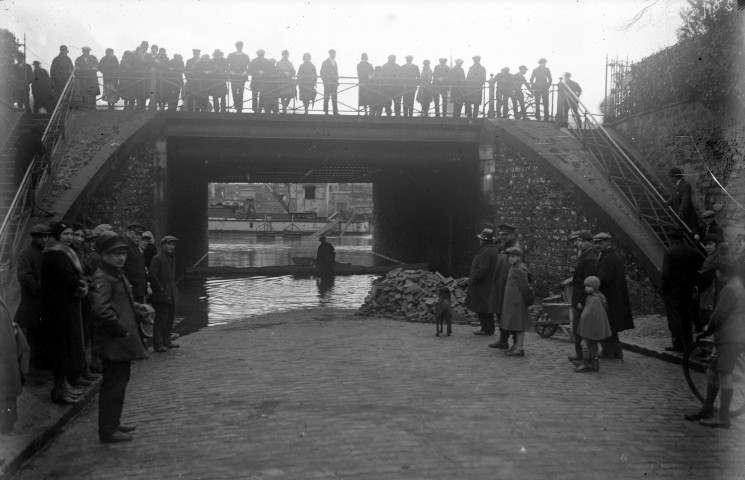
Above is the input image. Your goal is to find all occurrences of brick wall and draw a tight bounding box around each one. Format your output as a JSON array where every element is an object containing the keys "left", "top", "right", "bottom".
[
  {"left": 490, "top": 142, "right": 662, "bottom": 314},
  {"left": 610, "top": 104, "right": 745, "bottom": 245}
]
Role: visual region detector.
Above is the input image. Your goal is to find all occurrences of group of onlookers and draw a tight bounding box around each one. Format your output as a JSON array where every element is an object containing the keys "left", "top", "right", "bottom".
[
  {"left": 16, "top": 42, "right": 581, "bottom": 121},
  {"left": 6, "top": 221, "right": 181, "bottom": 442}
]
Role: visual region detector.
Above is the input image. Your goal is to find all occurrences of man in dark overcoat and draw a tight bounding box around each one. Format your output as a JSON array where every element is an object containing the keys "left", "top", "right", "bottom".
[
  {"left": 90, "top": 231, "right": 148, "bottom": 443},
  {"left": 465, "top": 228, "right": 500, "bottom": 336},
  {"left": 667, "top": 167, "right": 699, "bottom": 231},
  {"left": 148, "top": 235, "right": 180, "bottom": 352},
  {"left": 694, "top": 210, "right": 723, "bottom": 245},
  {"left": 432, "top": 58, "right": 450, "bottom": 117},
  {"left": 594, "top": 232, "right": 634, "bottom": 359},
  {"left": 449, "top": 59, "right": 466, "bottom": 118},
  {"left": 184, "top": 49, "right": 201, "bottom": 112},
  {"left": 14, "top": 224, "right": 50, "bottom": 365},
  {"left": 228, "top": 41, "right": 250, "bottom": 113},
  {"left": 50, "top": 45, "right": 74, "bottom": 102},
  {"left": 660, "top": 228, "right": 703, "bottom": 351},
  {"left": 529, "top": 58, "right": 552, "bottom": 121},
  {"left": 316, "top": 236, "right": 335, "bottom": 278},
  {"left": 465, "top": 55, "right": 486, "bottom": 118},
  {"left": 122, "top": 224, "right": 148, "bottom": 303},
  {"left": 320, "top": 49, "right": 339, "bottom": 115},
  {"left": 380, "top": 55, "right": 401, "bottom": 116},
  {"left": 489, "top": 224, "right": 521, "bottom": 348},
  {"left": 567, "top": 230, "right": 598, "bottom": 364},
  {"left": 31, "top": 61, "right": 55, "bottom": 113},
  {"left": 400, "top": 55, "right": 420, "bottom": 117}
]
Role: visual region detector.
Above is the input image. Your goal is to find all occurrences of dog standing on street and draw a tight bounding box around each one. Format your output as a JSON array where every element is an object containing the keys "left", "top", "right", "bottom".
[{"left": 435, "top": 287, "right": 452, "bottom": 337}]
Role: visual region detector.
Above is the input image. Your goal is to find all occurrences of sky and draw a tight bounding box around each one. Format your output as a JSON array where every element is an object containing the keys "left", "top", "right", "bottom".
[{"left": 1, "top": 0, "right": 687, "bottom": 115}]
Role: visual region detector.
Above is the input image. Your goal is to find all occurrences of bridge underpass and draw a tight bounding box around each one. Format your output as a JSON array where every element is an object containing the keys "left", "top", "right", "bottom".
[{"left": 160, "top": 114, "right": 490, "bottom": 273}]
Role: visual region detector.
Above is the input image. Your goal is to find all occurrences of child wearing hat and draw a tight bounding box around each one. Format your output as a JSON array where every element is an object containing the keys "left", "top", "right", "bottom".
[
  {"left": 500, "top": 246, "right": 534, "bottom": 356},
  {"left": 574, "top": 276, "right": 612, "bottom": 372}
]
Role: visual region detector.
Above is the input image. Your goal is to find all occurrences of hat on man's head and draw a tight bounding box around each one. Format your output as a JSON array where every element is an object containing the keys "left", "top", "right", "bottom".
[
  {"left": 538, "top": 58, "right": 547, "bottom": 64},
  {"left": 256, "top": 49, "right": 265, "bottom": 56},
  {"left": 96, "top": 231, "right": 128, "bottom": 253},
  {"left": 60, "top": 45, "right": 68, "bottom": 52},
  {"left": 438, "top": 57, "right": 447, "bottom": 62},
  {"left": 235, "top": 41, "right": 243, "bottom": 47},
  {"left": 505, "top": 246, "right": 523, "bottom": 256},
  {"left": 29, "top": 224, "right": 49, "bottom": 236},
  {"left": 405, "top": 55, "right": 413, "bottom": 60},
  {"left": 668, "top": 167, "right": 684, "bottom": 177},
  {"left": 93, "top": 224, "right": 113, "bottom": 236},
  {"left": 584, "top": 276, "right": 601, "bottom": 291},
  {"left": 388, "top": 54, "right": 396, "bottom": 61},
  {"left": 82, "top": 46, "right": 91, "bottom": 52},
  {"left": 455, "top": 58, "right": 464, "bottom": 64},
  {"left": 32, "top": 60, "right": 41, "bottom": 66},
  {"left": 192, "top": 48, "right": 201, "bottom": 53},
  {"left": 498, "top": 223, "right": 517, "bottom": 234},
  {"left": 476, "top": 228, "right": 495, "bottom": 241},
  {"left": 141, "top": 231, "right": 153, "bottom": 240},
  {"left": 501, "top": 67, "right": 510, "bottom": 73},
  {"left": 160, "top": 235, "right": 179, "bottom": 245},
  {"left": 472, "top": 55, "right": 481, "bottom": 61},
  {"left": 127, "top": 223, "right": 147, "bottom": 232},
  {"left": 519, "top": 65, "right": 528, "bottom": 71},
  {"left": 593, "top": 232, "right": 612, "bottom": 241},
  {"left": 702, "top": 210, "right": 716, "bottom": 219},
  {"left": 570, "top": 230, "right": 593, "bottom": 241},
  {"left": 423, "top": 59, "right": 430, "bottom": 64},
  {"left": 84, "top": 228, "right": 99, "bottom": 241},
  {"left": 213, "top": 49, "right": 223, "bottom": 57}
]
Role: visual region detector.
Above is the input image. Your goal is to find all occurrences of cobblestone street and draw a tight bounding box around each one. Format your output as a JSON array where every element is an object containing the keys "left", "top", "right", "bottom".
[{"left": 9, "top": 309, "right": 745, "bottom": 480}]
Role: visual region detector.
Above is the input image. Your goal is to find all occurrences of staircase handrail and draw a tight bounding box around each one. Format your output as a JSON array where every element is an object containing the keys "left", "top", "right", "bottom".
[
  {"left": 0, "top": 67, "right": 78, "bottom": 288},
  {"left": 558, "top": 80, "right": 692, "bottom": 245}
]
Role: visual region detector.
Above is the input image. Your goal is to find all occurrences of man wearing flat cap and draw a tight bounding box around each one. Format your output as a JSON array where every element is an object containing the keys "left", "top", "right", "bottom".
[
  {"left": 89, "top": 231, "right": 148, "bottom": 443},
  {"left": 489, "top": 224, "right": 522, "bottom": 348},
  {"left": 15, "top": 224, "right": 50, "bottom": 365},
  {"left": 184, "top": 49, "right": 202, "bottom": 111},
  {"left": 667, "top": 167, "right": 699, "bottom": 231},
  {"left": 465, "top": 55, "right": 486, "bottom": 118},
  {"left": 228, "top": 41, "right": 250, "bottom": 113},
  {"left": 660, "top": 227, "right": 703, "bottom": 351},
  {"left": 694, "top": 210, "right": 722, "bottom": 245},
  {"left": 465, "top": 228, "right": 500, "bottom": 336},
  {"left": 148, "top": 236, "right": 180, "bottom": 352},
  {"left": 432, "top": 58, "right": 450, "bottom": 117},
  {"left": 50, "top": 45, "right": 73, "bottom": 102},
  {"left": 530, "top": 58, "right": 552, "bottom": 121},
  {"left": 381, "top": 54, "right": 401, "bottom": 116},
  {"left": 593, "top": 232, "right": 634, "bottom": 359},
  {"left": 567, "top": 230, "right": 598, "bottom": 364},
  {"left": 400, "top": 55, "right": 420, "bottom": 117},
  {"left": 449, "top": 59, "right": 466, "bottom": 118},
  {"left": 75, "top": 46, "right": 100, "bottom": 111},
  {"left": 123, "top": 224, "right": 148, "bottom": 304}
]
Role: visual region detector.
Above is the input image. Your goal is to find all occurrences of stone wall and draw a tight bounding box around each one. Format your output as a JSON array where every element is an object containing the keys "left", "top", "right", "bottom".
[
  {"left": 489, "top": 141, "right": 662, "bottom": 314},
  {"left": 610, "top": 103, "right": 745, "bottom": 245}
]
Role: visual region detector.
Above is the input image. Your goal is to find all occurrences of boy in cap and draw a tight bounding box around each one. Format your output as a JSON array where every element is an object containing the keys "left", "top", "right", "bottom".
[
  {"left": 685, "top": 256, "right": 745, "bottom": 428},
  {"left": 148, "top": 236, "right": 180, "bottom": 352},
  {"left": 89, "top": 231, "right": 148, "bottom": 443},
  {"left": 499, "top": 246, "right": 534, "bottom": 356}
]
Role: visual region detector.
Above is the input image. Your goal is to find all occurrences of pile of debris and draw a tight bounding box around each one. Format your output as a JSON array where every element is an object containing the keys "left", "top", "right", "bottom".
[{"left": 358, "top": 268, "right": 474, "bottom": 323}]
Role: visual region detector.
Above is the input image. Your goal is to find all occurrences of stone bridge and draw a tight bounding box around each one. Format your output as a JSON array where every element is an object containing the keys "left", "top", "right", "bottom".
[{"left": 39, "top": 111, "right": 662, "bottom": 298}]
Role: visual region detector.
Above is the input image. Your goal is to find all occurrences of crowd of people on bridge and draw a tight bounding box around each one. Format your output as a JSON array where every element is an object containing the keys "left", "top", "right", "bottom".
[
  {"left": 3, "top": 220, "right": 182, "bottom": 442},
  {"left": 12, "top": 42, "right": 584, "bottom": 124}
]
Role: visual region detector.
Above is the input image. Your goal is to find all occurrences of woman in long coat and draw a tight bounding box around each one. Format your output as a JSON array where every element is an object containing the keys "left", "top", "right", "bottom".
[
  {"left": 357, "top": 53, "right": 374, "bottom": 114},
  {"left": 500, "top": 246, "right": 534, "bottom": 356},
  {"left": 297, "top": 53, "right": 317, "bottom": 114},
  {"left": 276, "top": 50, "right": 296, "bottom": 114},
  {"left": 41, "top": 221, "right": 89, "bottom": 404}
]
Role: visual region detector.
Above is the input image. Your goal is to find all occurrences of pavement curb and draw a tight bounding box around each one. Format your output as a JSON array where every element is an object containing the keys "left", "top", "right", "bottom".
[{"left": 1, "top": 381, "right": 101, "bottom": 480}]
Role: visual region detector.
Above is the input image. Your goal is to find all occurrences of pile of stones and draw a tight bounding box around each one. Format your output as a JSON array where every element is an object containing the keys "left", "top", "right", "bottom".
[{"left": 358, "top": 268, "right": 473, "bottom": 323}]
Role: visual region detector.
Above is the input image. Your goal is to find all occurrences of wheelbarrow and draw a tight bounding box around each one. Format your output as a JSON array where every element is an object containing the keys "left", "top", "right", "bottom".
[{"left": 533, "top": 277, "right": 574, "bottom": 338}]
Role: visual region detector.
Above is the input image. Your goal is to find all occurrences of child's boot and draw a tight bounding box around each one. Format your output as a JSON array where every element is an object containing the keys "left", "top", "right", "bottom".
[{"left": 684, "top": 383, "right": 718, "bottom": 421}]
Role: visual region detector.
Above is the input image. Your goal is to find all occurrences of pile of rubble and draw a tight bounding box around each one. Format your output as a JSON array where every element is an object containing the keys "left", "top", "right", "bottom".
[{"left": 357, "top": 268, "right": 474, "bottom": 323}]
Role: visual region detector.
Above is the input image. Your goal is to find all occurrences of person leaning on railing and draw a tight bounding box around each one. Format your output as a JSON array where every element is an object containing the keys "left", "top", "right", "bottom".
[
  {"left": 556, "top": 72, "right": 582, "bottom": 128},
  {"left": 227, "top": 41, "right": 250, "bottom": 113},
  {"left": 512, "top": 65, "right": 533, "bottom": 120},
  {"left": 210, "top": 49, "right": 229, "bottom": 113},
  {"left": 183, "top": 49, "right": 201, "bottom": 112}
]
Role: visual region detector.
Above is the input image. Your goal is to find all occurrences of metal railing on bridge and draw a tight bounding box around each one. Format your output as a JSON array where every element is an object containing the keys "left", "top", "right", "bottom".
[
  {"left": 75, "top": 71, "right": 559, "bottom": 120},
  {"left": 0, "top": 67, "right": 78, "bottom": 290},
  {"left": 557, "top": 80, "right": 696, "bottom": 252}
]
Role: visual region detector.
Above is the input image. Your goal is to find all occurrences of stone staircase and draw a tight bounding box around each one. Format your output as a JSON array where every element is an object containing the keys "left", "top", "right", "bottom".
[{"left": 0, "top": 113, "right": 51, "bottom": 222}]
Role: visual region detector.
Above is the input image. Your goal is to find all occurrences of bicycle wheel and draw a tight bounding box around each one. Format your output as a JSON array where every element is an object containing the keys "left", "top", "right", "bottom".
[
  {"left": 533, "top": 311, "right": 558, "bottom": 338},
  {"left": 682, "top": 339, "right": 713, "bottom": 404}
]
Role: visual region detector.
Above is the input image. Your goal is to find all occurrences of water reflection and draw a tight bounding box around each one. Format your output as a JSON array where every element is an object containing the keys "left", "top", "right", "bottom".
[{"left": 174, "top": 233, "right": 383, "bottom": 336}]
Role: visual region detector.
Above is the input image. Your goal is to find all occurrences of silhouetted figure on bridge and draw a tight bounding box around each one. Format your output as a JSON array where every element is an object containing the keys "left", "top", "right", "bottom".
[
  {"left": 530, "top": 58, "right": 552, "bottom": 121},
  {"left": 400, "top": 55, "right": 420, "bottom": 117},
  {"left": 449, "top": 59, "right": 466, "bottom": 118},
  {"left": 381, "top": 55, "right": 401, "bottom": 116},
  {"left": 31, "top": 61, "right": 54, "bottom": 113},
  {"left": 320, "top": 49, "right": 339, "bottom": 115},
  {"left": 184, "top": 49, "right": 201, "bottom": 112},
  {"left": 357, "top": 53, "right": 374, "bottom": 115},
  {"left": 432, "top": 58, "right": 450, "bottom": 117},
  {"left": 14, "top": 53, "right": 33, "bottom": 112},
  {"left": 513, "top": 65, "right": 532, "bottom": 120},
  {"left": 98, "top": 49, "right": 120, "bottom": 110},
  {"left": 465, "top": 56, "right": 485, "bottom": 119},
  {"left": 164, "top": 54, "right": 184, "bottom": 111},
  {"left": 193, "top": 54, "right": 213, "bottom": 112},
  {"left": 369, "top": 65, "right": 385, "bottom": 116},
  {"left": 210, "top": 49, "right": 229, "bottom": 113},
  {"left": 556, "top": 72, "right": 582, "bottom": 128},
  {"left": 260, "top": 59, "right": 280, "bottom": 114},
  {"left": 495, "top": 67, "right": 516, "bottom": 119},
  {"left": 74, "top": 47, "right": 99, "bottom": 111},
  {"left": 418, "top": 59, "right": 433, "bottom": 117},
  {"left": 297, "top": 53, "right": 317, "bottom": 114},
  {"left": 250, "top": 49, "right": 273, "bottom": 113},
  {"left": 50, "top": 45, "right": 73, "bottom": 103},
  {"left": 130, "top": 47, "right": 147, "bottom": 110},
  {"left": 227, "top": 41, "right": 250, "bottom": 113},
  {"left": 276, "top": 50, "right": 296, "bottom": 114}
]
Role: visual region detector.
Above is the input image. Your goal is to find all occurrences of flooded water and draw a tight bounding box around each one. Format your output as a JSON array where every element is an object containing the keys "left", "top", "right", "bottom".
[{"left": 175, "top": 234, "right": 389, "bottom": 335}]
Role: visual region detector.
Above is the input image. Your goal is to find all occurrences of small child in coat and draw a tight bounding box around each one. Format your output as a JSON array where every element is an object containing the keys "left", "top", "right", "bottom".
[
  {"left": 434, "top": 287, "right": 452, "bottom": 337},
  {"left": 575, "top": 276, "right": 612, "bottom": 372}
]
